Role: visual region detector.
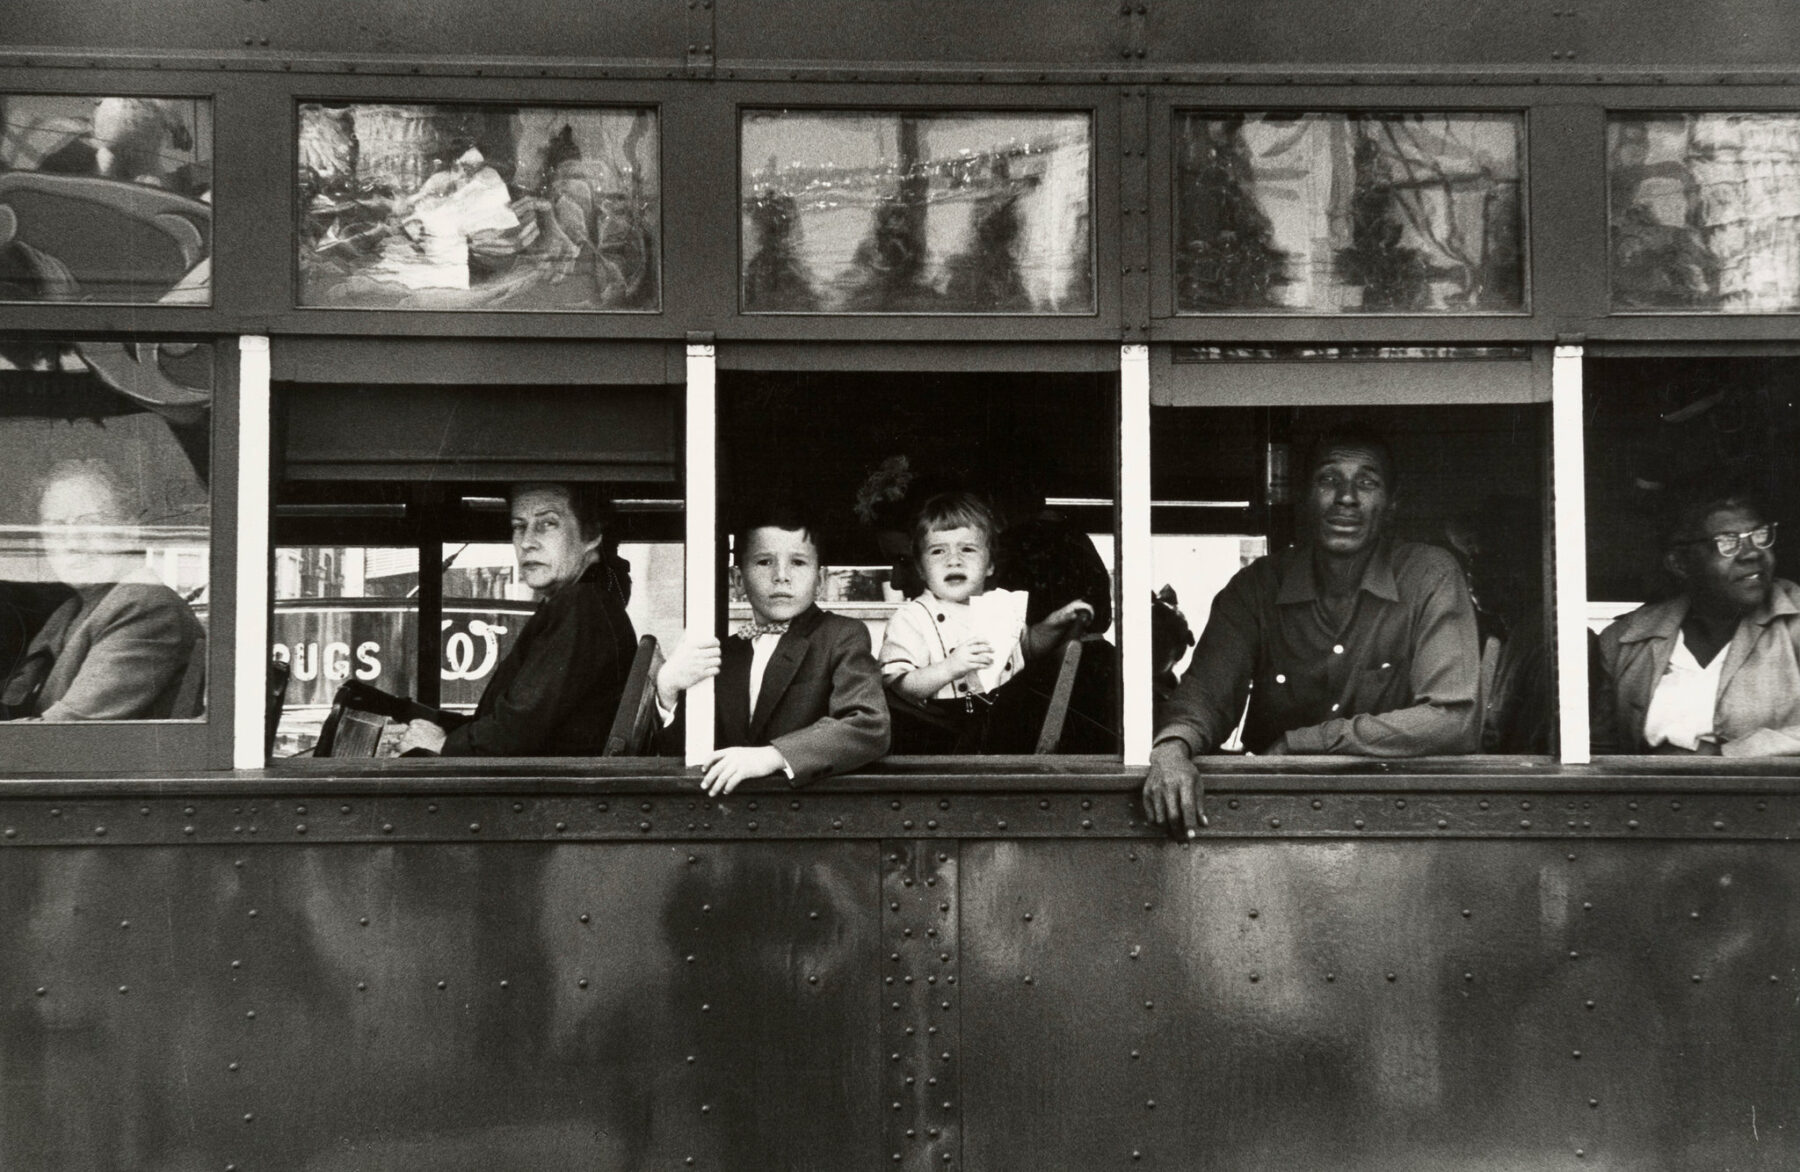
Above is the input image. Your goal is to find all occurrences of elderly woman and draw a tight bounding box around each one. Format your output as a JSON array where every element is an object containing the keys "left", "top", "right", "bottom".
[
  {"left": 1, "top": 459, "right": 205, "bottom": 721},
  {"left": 1593, "top": 492, "right": 1800, "bottom": 756},
  {"left": 396, "top": 482, "right": 637, "bottom": 756}
]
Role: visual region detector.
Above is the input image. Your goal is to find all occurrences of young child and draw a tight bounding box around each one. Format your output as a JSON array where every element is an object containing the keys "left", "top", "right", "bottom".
[
  {"left": 880, "top": 491, "right": 1093, "bottom": 752},
  {"left": 657, "top": 506, "right": 890, "bottom": 795}
]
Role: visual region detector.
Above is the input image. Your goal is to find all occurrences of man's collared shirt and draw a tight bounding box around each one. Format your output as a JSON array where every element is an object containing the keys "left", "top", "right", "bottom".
[
  {"left": 1155, "top": 540, "right": 1480, "bottom": 757},
  {"left": 1594, "top": 578, "right": 1800, "bottom": 757}
]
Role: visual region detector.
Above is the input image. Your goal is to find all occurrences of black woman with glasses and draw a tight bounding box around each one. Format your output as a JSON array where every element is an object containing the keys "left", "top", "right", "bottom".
[{"left": 1594, "top": 489, "right": 1798, "bottom": 756}]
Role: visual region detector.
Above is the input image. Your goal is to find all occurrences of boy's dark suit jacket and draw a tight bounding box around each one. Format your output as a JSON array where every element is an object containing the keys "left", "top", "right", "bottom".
[{"left": 664, "top": 604, "right": 890, "bottom": 784}]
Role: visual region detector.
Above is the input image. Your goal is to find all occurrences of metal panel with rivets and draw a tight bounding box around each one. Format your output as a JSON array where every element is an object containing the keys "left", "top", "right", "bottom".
[{"left": 0, "top": 779, "right": 1797, "bottom": 1168}]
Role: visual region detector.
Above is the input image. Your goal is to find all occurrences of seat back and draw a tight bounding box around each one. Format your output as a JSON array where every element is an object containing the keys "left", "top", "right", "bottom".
[
  {"left": 604, "top": 635, "right": 665, "bottom": 756},
  {"left": 1034, "top": 635, "right": 1087, "bottom": 754},
  {"left": 265, "top": 656, "right": 291, "bottom": 758}
]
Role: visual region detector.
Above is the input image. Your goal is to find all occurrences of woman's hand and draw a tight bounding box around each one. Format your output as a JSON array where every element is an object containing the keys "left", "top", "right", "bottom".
[
  {"left": 395, "top": 719, "right": 447, "bottom": 755},
  {"left": 656, "top": 631, "right": 722, "bottom": 710}
]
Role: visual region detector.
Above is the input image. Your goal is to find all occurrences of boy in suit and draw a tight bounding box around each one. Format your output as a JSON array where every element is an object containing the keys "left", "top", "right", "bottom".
[{"left": 658, "top": 507, "right": 890, "bottom": 795}]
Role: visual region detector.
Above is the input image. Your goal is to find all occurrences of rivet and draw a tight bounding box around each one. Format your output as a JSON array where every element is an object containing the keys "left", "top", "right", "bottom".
[
  {"left": 700, "top": 1104, "right": 711, "bottom": 1114},
  {"left": 357, "top": 981, "right": 366, "bottom": 991},
  {"left": 49, "top": 808, "right": 59, "bottom": 818},
  {"left": 555, "top": 821, "right": 567, "bottom": 831},
  {"left": 2, "top": 829, "right": 13, "bottom": 839},
  {"left": 94, "top": 827, "right": 106, "bottom": 837},
  {"left": 1589, "top": 1098, "right": 1599, "bottom": 1108},
  {"left": 296, "top": 824, "right": 307, "bottom": 834},
  {"left": 513, "top": 802, "right": 524, "bottom": 813},
  {"left": 1353, "top": 819, "right": 1365, "bottom": 830},
  {"left": 1311, "top": 800, "right": 1322, "bottom": 810},
  {"left": 244, "top": 1113, "right": 254, "bottom": 1123},
  {"left": 1227, "top": 799, "right": 1239, "bottom": 810},
  {"left": 1520, "top": 820, "right": 1532, "bottom": 829},
  {"left": 927, "top": 820, "right": 939, "bottom": 830},
  {"left": 1144, "top": 902, "right": 1153, "bottom": 911},
  {"left": 598, "top": 802, "right": 609, "bottom": 813},
  {"left": 437, "top": 981, "right": 447, "bottom": 990},
  {"left": 1437, "top": 819, "right": 1449, "bottom": 829},
  {"left": 1395, "top": 799, "right": 1407, "bottom": 810},
  {"left": 1144, "top": 1000, "right": 1154, "bottom": 1009},
  {"left": 247, "top": 909, "right": 258, "bottom": 919},
  {"left": 1520, "top": 801, "right": 1532, "bottom": 811},
  {"left": 340, "top": 805, "right": 351, "bottom": 814},
  {"left": 1462, "top": 908, "right": 1472, "bottom": 917},
  {"left": 1585, "top": 999, "right": 1595, "bottom": 1009},
  {"left": 183, "top": 826, "right": 194, "bottom": 835},
  {"left": 1691, "top": 974, "right": 1703, "bottom": 983},
  {"left": 427, "top": 804, "right": 438, "bottom": 813},
  {"left": 140, "top": 806, "right": 151, "bottom": 817},
  {"left": 1628, "top": 801, "right": 1639, "bottom": 811},
  {"left": 1479, "top": 801, "right": 1490, "bottom": 810},
  {"left": 34, "top": 988, "right": 44, "bottom": 997},
  {"left": 1023, "top": 913, "right": 1033, "bottom": 921},
  {"left": 1269, "top": 818, "right": 1281, "bottom": 829},
  {"left": 1627, "top": 820, "right": 1639, "bottom": 830},
  {"left": 642, "top": 821, "right": 654, "bottom": 832},
  {"left": 996, "top": 821, "right": 1007, "bottom": 830},
  {"left": 1130, "top": 1048, "right": 1140, "bottom": 1058},
  {"left": 382, "top": 823, "right": 394, "bottom": 834},
  {"left": 833, "top": 819, "right": 844, "bottom": 830},
  {"left": 1326, "top": 973, "right": 1335, "bottom": 982},
  {"left": 1039, "top": 800, "right": 1050, "bottom": 810},
  {"left": 1671, "top": 801, "right": 1681, "bottom": 811},
  {"left": 120, "top": 920, "right": 130, "bottom": 930},
  {"left": 1713, "top": 821, "right": 1725, "bottom": 831},
  {"left": 1248, "top": 973, "right": 1260, "bottom": 983},
  {"left": 1571, "top": 1050, "right": 1582, "bottom": 1059},
  {"left": 903, "top": 820, "right": 914, "bottom": 830},
  {"left": 245, "top": 1010, "right": 256, "bottom": 1019},
  {"left": 1386, "top": 972, "right": 1397, "bottom": 982},
  {"left": 1570, "top": 950, "right": 1580, "bottom": 959},
  {"left": 1146, "top": 1098, "right": 1156, "bottom": 1109},
  {"left": 231, "top": 960, "right": 241, "bottom": 969},
  {"left": 228, "top": 1061, "right": 240, "bottom": 1071},
  {"left": 118, "top": 985, "right": 129, "bottom": 994},
  {"left": 1464, "top": 972, "right": 1474, "bottom": 981},
  {"left": 891, "top": 802, "right": 902, "bottom": 811}
]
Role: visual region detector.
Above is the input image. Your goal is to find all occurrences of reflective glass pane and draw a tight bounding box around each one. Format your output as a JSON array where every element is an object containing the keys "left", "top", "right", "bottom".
[
  {"left": 1610, "top": 113, "right": 1800, "bottom": 312},
  {"left": 298, "top": 102, "right": 660, "bottom": 311},
  {"left": 0, "top": 340, "right": 212, "bottom": 721},
  {"left": 740, "top": 110, "right": 1093, "bottom": 313},
  {"left": 1174, "top": 112, "right": 1525, "bottom": 314},
  {"left": 0, "top": 95, "right": 212, "bottom": 305}
]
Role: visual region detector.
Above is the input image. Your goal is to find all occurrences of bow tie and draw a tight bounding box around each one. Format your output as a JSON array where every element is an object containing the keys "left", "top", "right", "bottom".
[{"left": 735, "top": 620, "right": 790, "bottom": 641}]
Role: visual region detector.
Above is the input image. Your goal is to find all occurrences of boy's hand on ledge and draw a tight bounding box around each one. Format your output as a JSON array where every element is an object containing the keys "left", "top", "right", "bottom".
[
  {"left": 701, "top": 745, "right": 787, "bottom": 796},
  {"left": 657, "top": 632, "right": 722, "bottom": 710}
]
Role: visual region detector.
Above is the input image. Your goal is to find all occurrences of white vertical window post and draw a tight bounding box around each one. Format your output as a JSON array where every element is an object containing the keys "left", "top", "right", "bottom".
[
  {"left": 233, "top": 336, "right": 273, "bottom": 770},
  {"left": 684, "top": 339, "right": 718, "bottom": 767},
  {"left": 1552, "top": 343, "right": 1591, "bottom": 764},
  {"left": 1120, "top": 344, "right": 1154, "bottom": 766}
]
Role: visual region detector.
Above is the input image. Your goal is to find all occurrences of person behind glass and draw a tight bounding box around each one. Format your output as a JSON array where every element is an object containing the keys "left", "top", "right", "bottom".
[
  {"left": 1593, "top": 492, "right": 1800, "bottom": 756},
  {"left": 1144, "top": 426, "right": 1481, "bottom": 836},
  {"left": 395, "top": 482, "right": 637, "bottom": 756},
  {"left": 1, "top": 459, "right": 204, "bottom": 721},
  {"left": 879, "top": 491, "right": 1094, "bottom": 753},
  {"left": 655, "top": 506, "right": 890, "bottom": 795}
]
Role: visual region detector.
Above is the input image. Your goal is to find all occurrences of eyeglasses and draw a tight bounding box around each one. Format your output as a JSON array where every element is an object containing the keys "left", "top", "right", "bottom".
[{"left": 1672, "top": 523, "right": 1777, "bottom": 558}]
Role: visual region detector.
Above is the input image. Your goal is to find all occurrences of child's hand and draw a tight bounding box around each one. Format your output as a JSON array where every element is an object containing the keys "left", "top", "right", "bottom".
[
  {"left": 946, "top": 638, "right": 995, "bottom": 676},
  {"left": 700, "top": 745, "right": 787, "bottom": 796},
  {"left": 1045, "top": 599, "right": 1095, "bottom": 630},
  {"left": 657, "top": 631, "right": 722, "bottom": 708}
]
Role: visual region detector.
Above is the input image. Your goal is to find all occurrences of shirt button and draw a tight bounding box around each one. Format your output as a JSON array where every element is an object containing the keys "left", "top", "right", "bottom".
[
  {"left": 1275, "top": 673, "right": 1286, "bottom": 684},
  {"left": 1332, "top": 644, "right": 1345, "bottom": 655},
  {"left": 937, "top": 614, "right": 946, "bottom": 623},
  {"left": 1331, "top": 703, "right": 1340, "bottom": 712}
]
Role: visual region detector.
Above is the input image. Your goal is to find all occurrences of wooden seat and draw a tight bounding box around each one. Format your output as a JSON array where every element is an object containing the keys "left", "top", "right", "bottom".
[
  {"left": 604, "top": 635, "right": 665, "bottom": 756},
  {"left": 1034, "top": 629, "right": 1092, "bottom": 754}
]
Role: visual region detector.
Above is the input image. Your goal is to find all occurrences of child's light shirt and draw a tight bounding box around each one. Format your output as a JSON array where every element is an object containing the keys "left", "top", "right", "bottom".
[{"left": 880, "top": 588, "right": 1029, "bottom": 700}]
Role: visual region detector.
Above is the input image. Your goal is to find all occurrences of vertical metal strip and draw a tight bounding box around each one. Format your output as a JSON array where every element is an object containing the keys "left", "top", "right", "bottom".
[
  {"left": 881, "top": 840, "right": 961, "bottom": 1171},
  {"left": 684, "top": 339, "right": 717, "bottom": 767},
  {"left": 233, "top": 336, "right": 272, "bottom": 769},
  {"left": 1552, "top": 343, "right": 1590, "bottom": 763},
  {"left": 1120, "top": 344, "right": 1153, "bottom": 765}
]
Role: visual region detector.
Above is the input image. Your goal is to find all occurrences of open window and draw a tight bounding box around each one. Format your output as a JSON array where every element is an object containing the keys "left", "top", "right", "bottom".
[
  {"left": 715, "top": 361, "right": 1120, "bottom": 760},
  {"left": 1150, "top": 346, "right": 1553, "bottom": 759},
  {"left": 269, "top": 350, "right": 684, "bottom": 761},
  {"left": 1584, "top": 354, "right": 1800, "bottom": 759},
  {"left": 0, "top": 337, "right": 224, "bottom": 769}
]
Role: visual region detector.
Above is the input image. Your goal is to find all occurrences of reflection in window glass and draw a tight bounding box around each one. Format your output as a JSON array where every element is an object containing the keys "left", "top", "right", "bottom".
[
  {"left": 298, "top": 102, "right": 660, "bottom": 311},
  {"left": 719, "top": 371, "right": 1118, "bottom": 756},
  {"left": 1610, "top": 113, "right": 1800, "bottom": 312},
  {"left": 1174, "top": 112, "right": 1525, "bottom": 314},
  {"left": 0, "top": 341, "right": 211, "bottom": 721},
  {"left": 1150, "top": 403, "right": 1548, "bottom": 755},
  {"left": 0, "top": 95, "right": 212, "bottom": 305},
  {"left": 740, "top": 111, "right": 1093, "bottom": 313},
  {"left": 1585, "top": 359, "right": 1800, "bottom": 756}
]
